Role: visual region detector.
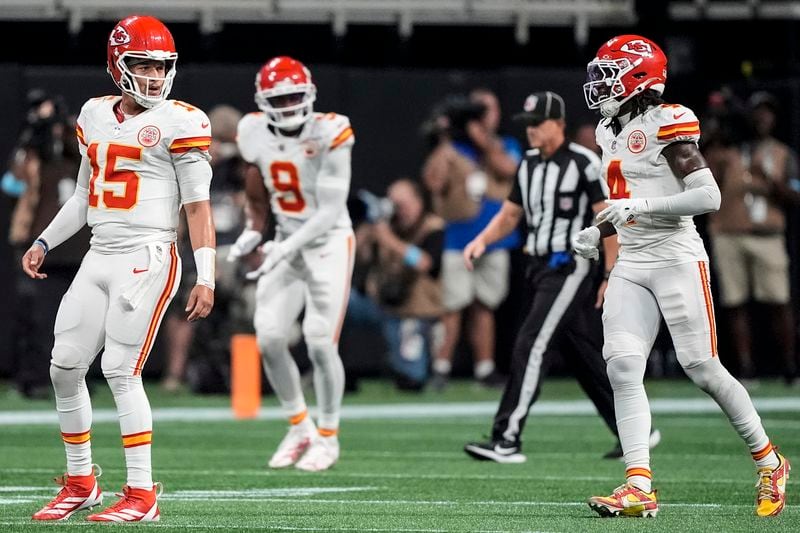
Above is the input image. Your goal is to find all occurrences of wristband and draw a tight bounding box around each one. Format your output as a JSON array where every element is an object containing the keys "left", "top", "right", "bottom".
[
  {"left": 194, "top": 247, "right": 216, "bottom": 290},
  {"left": 403, "top": 245, "right": 422, "bottom": 267},
  {"left": 34, "top": 238, "right": 49, "bottom": 255}
]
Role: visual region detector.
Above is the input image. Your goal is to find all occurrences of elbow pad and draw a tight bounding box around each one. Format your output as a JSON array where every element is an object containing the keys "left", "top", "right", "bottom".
[{"left": 683, "top": 168, "right": 721, "bottom": 212}]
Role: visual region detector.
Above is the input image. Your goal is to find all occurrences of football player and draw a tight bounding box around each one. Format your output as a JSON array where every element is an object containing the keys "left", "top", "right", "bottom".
[
  {"left": 572, "top": 34, "right": 789, "bottom": 518},
  {"left": 229, "top": 56, "right": 355, "bottom": 471},
  {"left": 26, "top": 15, "right": 216, "bottom": 522}
]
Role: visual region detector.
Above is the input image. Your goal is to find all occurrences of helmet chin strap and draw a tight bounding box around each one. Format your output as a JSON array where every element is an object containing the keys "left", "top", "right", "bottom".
[{"left": 600, "top": 100, "right": 621, "bottom": 118}]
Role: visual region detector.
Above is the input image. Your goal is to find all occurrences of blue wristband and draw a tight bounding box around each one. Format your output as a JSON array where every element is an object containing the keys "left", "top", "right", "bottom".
[
  {"left": 403, "top": 245, "right": 422, "bottom": 267},
  {"left": 34, "top": 238, "right": 49, "bottom": 255}
]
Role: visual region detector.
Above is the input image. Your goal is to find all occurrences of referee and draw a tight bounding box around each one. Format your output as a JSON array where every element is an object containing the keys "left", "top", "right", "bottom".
[{"left": 462, "top": 91, "right": 656, "bottom": 461}]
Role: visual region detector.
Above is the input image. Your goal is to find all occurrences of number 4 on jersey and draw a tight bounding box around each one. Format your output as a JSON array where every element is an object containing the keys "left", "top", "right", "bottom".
[{"left": 606, "top": 159, "right": 631, "bottom": 199}]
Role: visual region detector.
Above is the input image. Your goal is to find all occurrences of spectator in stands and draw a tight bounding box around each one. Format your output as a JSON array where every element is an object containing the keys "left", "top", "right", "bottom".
[
  {"left": 707, "top": 91, "right": 800, "bottom": 386},
  {"left": 7, "top": 89, "right": 87, "bottom": 399},
  {"left": 358, "top": 179, "right": 445, "bottom": 390},
  {"left": 421, "top": 92, "right": 521, "bottom": 390}
]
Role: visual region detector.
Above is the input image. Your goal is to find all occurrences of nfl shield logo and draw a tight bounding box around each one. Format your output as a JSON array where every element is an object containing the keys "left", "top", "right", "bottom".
[{"left": 559, "top": 197, "right": 573, "bottom": 211}]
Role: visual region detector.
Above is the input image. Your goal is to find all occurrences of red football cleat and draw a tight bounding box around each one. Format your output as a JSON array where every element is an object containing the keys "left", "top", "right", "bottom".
[
  {"left": 86, "top": 483, "right": 161, "bottom": 522},
  {"left": 32, "top": 464, "right": 103, "bottom": 521}
]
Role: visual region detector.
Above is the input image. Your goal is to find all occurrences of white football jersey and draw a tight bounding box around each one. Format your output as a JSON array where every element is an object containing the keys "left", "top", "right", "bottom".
[
  {"left": 236, "top": 111, "right": 354, "bottom": 241},
  {"left": 76, "top": 96, "right": 212, "bottom": 254},
  {"left": 595, "top": 103, "right": 708, "bottom": 267}
]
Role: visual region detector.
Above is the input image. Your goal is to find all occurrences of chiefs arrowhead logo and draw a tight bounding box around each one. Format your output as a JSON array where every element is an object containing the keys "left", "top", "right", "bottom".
[
  {"left": 109, "top": 26, "right": 131, "bottom": 46},
  {"left": 621, "top": 39, "right": 653, "bottom": 58}
]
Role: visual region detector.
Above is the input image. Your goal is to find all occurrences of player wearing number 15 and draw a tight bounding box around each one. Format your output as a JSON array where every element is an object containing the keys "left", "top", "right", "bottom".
[
  {"left": 228, "top": 56, "right": 355, "bottom": 471},
  {"left": 572, "top": 34, "right": 789, "bottom": 518},
  {"left": 25, "top": 15, "right": 216, "bottom": 522}
]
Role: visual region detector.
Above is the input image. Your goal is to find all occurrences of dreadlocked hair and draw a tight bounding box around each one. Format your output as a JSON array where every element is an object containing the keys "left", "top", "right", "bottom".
[{"left": 630, "top": 89, "right": 665, "bottom": 116}]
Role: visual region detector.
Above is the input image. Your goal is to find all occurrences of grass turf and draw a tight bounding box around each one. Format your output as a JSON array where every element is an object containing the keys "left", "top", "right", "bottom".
[{"left": 0, "top": 377, "right": 797, "bottom": 532}]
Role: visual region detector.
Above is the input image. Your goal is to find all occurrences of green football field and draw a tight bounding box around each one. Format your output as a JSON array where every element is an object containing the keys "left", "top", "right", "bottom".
[{"left": 0, "top": 378, "right": 797, "bottom": 532}]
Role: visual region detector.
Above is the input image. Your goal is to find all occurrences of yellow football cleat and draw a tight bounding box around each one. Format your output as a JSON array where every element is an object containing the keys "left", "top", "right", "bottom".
[
  {"left": 588, "top": 483, "right": 658, "bottom": 518},
  {"left": 756, "top": 452, "right": 790, "bottom": 517}
]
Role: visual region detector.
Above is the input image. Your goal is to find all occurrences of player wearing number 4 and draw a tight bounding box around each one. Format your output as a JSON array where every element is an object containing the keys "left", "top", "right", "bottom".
[
  {"left": 573, "top": 34, "right": 789, "bottom": 518},
  {"left": 26, "top": 15, "right": 216, "bottom": 522},
  {"left": 228, "top": 57, "right": 355, "bottom": 472}
]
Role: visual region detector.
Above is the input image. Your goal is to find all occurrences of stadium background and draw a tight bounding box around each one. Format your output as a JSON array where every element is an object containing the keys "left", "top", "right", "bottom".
[{"left": 1, "top": 0, "right": 799, "bottom": 381}]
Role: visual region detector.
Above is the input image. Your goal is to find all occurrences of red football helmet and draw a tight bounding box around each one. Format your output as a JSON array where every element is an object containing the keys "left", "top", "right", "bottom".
[
  {"left": 255, "top": 56, "right": 317, "bottom": 130},
  {"left": 583, "top": 34, "right": 667, "bottom": 118},
  {"left": 107, "top": 15, "right": 178, "bottom": 108}
]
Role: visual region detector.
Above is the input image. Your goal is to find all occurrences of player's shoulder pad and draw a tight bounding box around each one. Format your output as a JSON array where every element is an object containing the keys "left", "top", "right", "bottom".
[
  {"left": 651, "top": 103, "right": 701, "bottom": 145},
  {"left": 237, "top": 111, "right": 266, "bottom": 137},
  {"left": 165, "top": 100, "right": 212, "bottom": 155},
  {"left": 235, "top": 112, "right": 267, "bottom": 162},
  {"left": 313, "top": 112, "right": 354, "bottom": 150},
  {"left": 78, "top": 95, "right": 117, "bottom": 121}
]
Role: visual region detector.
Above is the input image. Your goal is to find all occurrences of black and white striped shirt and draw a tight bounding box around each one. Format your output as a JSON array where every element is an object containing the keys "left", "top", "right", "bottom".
[{"left": 508, "top": 142, "right": 606, "bottom": 257}]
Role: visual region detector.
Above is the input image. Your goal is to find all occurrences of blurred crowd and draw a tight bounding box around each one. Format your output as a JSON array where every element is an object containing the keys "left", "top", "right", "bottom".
[{"left": 3, "top": 85, "right": 799, "bottom": 398}]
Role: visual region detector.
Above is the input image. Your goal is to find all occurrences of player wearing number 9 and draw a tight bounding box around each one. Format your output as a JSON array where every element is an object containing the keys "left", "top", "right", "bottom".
[
  {"left": 26, "top": 14, "right": 215, "bottom": 523},
  {"left": 229, "top": 56, "right": 355, "bottom": 472}
]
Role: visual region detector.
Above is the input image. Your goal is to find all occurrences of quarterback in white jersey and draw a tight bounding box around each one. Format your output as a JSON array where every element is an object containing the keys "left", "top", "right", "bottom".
[
  {"left": 24, "top": 15, "right": 216, "bottom": 523},
  {"left": 572, "top": 35, "right": 789, "bottom": 518},
  {"left": 229, "top": 56, "right": 355, "bottom": 472}
]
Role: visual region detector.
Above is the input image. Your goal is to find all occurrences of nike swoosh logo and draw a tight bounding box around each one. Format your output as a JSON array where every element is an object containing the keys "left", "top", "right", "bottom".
[
  {"left": 673, "top": 112, "right": 686, "bottom": 119},
  {"left": 493, "top": 445, "right": 518, "bottom": 455},
  {"left": 133, "top": 268, "right": 149, "bottom": 274},
  {"left": 201, "top": 122, "right": 209, "bottom": 128}
]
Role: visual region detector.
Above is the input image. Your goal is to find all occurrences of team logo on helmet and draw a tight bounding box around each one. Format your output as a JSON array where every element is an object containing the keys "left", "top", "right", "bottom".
[
  {"left": 620, "top": 40, "right": 654, "bottom": 58},
  {"left": 627, "top": 130, "right": 647, "bottom": 153},
  {"left": 138, "top": 125, "right": 161, "bottom": 147},
  {"left": 109, "top": 25, "right": 131, "bottom": 46}
]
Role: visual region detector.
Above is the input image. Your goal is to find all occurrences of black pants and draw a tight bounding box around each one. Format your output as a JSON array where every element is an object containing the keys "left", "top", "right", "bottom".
[
  {"left": 12, "top": 263, "right": 76, "bottom": 394},
  {"left": 491, "top": 255, "right": 617, "bottom": 443}
]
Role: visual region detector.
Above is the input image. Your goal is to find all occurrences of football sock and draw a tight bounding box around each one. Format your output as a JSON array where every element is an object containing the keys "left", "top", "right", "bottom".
[
  {"left": 289, "top": 409, "right": 315, "bottom": 433},
  {"left": 259, "top": 337, "right": 306, "bottom": 415},
  {"left": 606, "top": 355, "right": 652, "bottom": 484},
  {"left": 474, "top": 360, "right": 495, "bottom": 380},
  {"left": 433, "top": 358, "right": 451, "bottom": 375},
  {"left": 683, "top": 357, "right": 779, "bottom": 470},
  {"left": 307, "top": 342, "right": 345, "bottom": 430},
  {"left": 51, "top": 365, "right": 94, "bottom": 476},
  {"left": 108, "top": 375, "right": 153, "bottom": 489},
  {"left": 626, "top": 467, "right": 652, "bottom": 493}
]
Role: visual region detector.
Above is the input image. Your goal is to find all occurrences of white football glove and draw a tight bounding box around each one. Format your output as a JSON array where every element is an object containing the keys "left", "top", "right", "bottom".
[
  {"left": 227, "top": 229, "right": 263, "bottom": 262},
  {"left": 596, "top": 198, "right": 649, "bottom": 228},
  {"left": 245, "top": 241, "right": 288, "bottom": 280},
  {"left": 571, "top": 226, "right": 601, "bottom": 260}
]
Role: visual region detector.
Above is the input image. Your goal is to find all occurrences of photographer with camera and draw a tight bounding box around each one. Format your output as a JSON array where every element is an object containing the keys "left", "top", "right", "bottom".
[
  {"left": 6, "top": 89, "right": 88, "bottom": 398},
  {"left": 421, "top": 92, "right": 520, "bottom": 390},
  {"left": 354, "top": 179, "right": 445, "bottom": 390}
]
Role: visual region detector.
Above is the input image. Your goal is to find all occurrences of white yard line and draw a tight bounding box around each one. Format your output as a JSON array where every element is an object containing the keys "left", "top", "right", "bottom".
[{"left": 1, "top": 397, "right": 798, "bottom": 426}]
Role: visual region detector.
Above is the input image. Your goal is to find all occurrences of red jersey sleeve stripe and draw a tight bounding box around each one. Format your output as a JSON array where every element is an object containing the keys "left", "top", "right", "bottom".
[
  {"left": 76, "top": 125, "right": 86, "bottom": 146},
  {"left": 170, "top": 145, "right": 210, "bottom": 154},
  {"left": 170, "top": 136, "right": 212, "bottom": 148},
  {"left": 330, "top": 127, "right": 354, "bottom": 150},
  {"left": 657, "top": 121, "right": 700, "bottom": 136},
  {"left": 657, "top": 129, "right": 701, "bottom": 142}
]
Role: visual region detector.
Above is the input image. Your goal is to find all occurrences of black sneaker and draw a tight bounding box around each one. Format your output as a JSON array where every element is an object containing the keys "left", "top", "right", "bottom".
[
  {"left": 430, "top": 371, "right": 449, "bottom": 392},
  {"left": 464, "top": 439, "right": 526, "bottom": 463},
  {"left": 477, "top": 370, "right": 506, "bottom": 389}
]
